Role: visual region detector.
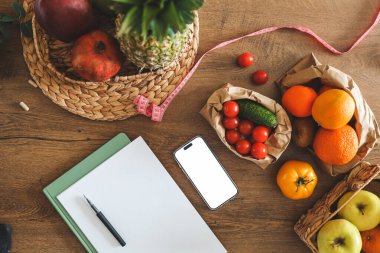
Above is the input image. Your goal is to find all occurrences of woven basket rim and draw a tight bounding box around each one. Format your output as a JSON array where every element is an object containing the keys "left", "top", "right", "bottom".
[{"left": 32, "top": 12, "right": 199, "bottom": 88}]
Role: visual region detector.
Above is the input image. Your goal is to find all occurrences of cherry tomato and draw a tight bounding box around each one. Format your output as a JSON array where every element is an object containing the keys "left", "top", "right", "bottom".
[
  {"left": 236, "top": 140, "right": 251, "bottom": 155},
  {"left": 225, "top": 130, "right": 241, "bottom": 145},
  {"left": 223, "top": 117, "right": 239, "bottom": 130},
  {"left": 238, "top": 120, "right": 254, "bottom": 136},
  {"left": 252, "top": 70, "right": 269, "bottom": 85},
  {"left": 251, "top": 126, "right": 270, "bottom": 143},
  {"left": 251, "top": 142, "right": 268, "bottom": 159},
  {"left": 223, "top": 101, "right": 239, "bottom": 117},
  {"left": 237, "top": 52, "right": 254, "bottom": 67}
]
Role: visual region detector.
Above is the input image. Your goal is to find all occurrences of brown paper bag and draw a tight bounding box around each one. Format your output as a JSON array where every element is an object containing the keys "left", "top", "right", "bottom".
[
  {"left": 276, "top": 53, "right": 380, "bottom": 176},
  {"left": 200, "top": 83, "right": 292, "bottom": 169}
]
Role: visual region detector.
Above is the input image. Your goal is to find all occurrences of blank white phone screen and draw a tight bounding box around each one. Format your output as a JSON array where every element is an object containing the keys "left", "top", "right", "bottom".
[{"left": 174, "top": 137, "right": 238, "bottom": 209}]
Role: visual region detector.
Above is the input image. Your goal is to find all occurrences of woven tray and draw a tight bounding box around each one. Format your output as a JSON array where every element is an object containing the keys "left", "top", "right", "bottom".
[
  {"left": 21, "top": 0, "right": 199, "bottom": 121},
  {"left": 294, "top": 162, "right": 380, "bottom": 253}
]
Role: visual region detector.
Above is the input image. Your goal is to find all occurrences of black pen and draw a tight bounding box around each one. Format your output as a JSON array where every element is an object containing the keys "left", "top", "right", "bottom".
[{"left": 83, "top": 195, "right": 126, "bottom": 247}]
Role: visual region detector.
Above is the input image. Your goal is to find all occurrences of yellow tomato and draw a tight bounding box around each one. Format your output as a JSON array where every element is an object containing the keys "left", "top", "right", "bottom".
[{"left": 276, "top": 160, "right": 318, "bottom": 200}]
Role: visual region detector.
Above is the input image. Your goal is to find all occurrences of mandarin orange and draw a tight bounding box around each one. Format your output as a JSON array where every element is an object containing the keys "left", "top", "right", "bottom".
[
  {"left": 313, "top": 125, "right": 358, "bottom": 165},
  {"left": 282, "top": 85, "right": 317, "bottom": 117},
  {"left": 312, "top": 89, "right": 355, "bottom": 129}
]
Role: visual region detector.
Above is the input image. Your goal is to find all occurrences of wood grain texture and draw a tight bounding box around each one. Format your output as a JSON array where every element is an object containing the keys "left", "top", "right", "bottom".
[{"left": 0, "top": 0, "right": 379, "bottom": 252}]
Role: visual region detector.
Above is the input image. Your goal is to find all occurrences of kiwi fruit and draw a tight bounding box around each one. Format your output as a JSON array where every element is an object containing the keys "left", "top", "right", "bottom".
[{"left": 293, "top": 117, "right": 316, "bottom": 148}]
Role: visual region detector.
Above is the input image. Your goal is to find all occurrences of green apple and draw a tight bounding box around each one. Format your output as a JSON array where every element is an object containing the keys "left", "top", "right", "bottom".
[
  {"left": 338, "top": 190, "right": 380, "bottom": 231},
  {"left": 317, "top": 219, "right": 362, "bottom": 253}
]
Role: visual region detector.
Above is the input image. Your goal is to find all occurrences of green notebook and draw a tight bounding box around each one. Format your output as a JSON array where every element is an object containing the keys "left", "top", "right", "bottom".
[{"left": 43, "top": 133, "right": 131, "bottom": 253}]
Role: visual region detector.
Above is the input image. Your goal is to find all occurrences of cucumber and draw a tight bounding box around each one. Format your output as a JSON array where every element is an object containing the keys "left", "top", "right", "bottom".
[{"left": 236, "top": 99, "right": 278, "bottom": 127}]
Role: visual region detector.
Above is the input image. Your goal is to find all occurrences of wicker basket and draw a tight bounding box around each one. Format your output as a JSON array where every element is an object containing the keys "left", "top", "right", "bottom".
[
  {"left": 294, "top": 162, "right": 380, "bottom": 253},
  {"left": 21, "top": 0, "right": 199, "bottom": 121}
]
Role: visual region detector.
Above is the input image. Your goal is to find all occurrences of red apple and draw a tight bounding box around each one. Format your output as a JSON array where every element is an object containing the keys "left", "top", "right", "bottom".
[{"left": 35, "top": 0, "right": 97, "bottom": 42}]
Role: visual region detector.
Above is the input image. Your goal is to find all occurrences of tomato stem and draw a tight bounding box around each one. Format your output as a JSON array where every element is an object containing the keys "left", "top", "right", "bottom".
[{"left": 295, "top": 176, "right": 314, "bottom": 192}]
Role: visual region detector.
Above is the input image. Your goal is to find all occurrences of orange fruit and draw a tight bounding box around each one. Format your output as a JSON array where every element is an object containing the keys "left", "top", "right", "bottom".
[
  {"left": 312, "top": 89, "right": 355, "bottom": 129},
  {"left": 318, "top": 85, "right": 333, "bottom": 94},
  {"left": 361, "top": 226, "right": 380, "bottom": 253},
  {"left": 282, "top": 85, "right": 317, "bottom": 117},
  {"left": 313, "top": 125, "right": 358, "bottom": 165}
]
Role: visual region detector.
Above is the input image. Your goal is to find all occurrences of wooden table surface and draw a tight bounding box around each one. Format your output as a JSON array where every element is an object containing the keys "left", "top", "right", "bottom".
[{"left": 1, "top": 0, "right": 379, "bottom": 252}]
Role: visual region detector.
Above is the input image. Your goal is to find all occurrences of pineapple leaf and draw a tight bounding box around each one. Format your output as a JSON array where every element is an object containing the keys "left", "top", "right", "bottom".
[
  {"left": 118, "top": 6, "right": 139, "bottom": 36},
  {"left": 20, "top": 21, "right": 33, "bottom": 38},
  {"left": 0, "top": 23, "right": 9, "bottom": 39},
  {"left": 150, "top": 19, "right": 168, "bottom": 41},
  {"left": 113, "top": 0, "right": 140, "bottom": 5},
  {"left": 12, "top": 2, "right": 25, "bottom": 18},
  {"left": 164, "top": 1, "right": 185, "bottom": 32},
  {"left": 141, "top": 5, "right": 159, "bottom": 39},
  {"left": 0, "top": 13, "right": 17, "bottom": 23},
  {"left": 158, "top": 0, "right": 165, "bottom": 9},
  {"left": 178, "top": 11, "right": 194, "bottom": 25},
  {"left": 176, "top": 0, "right": 203, "bottom": 11}
]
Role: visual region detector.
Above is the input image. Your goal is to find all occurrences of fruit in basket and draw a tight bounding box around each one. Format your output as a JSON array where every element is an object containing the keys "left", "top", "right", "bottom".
[
  {"left": 252, "top": 70, "right": 268, "bottom": 85},
  {"left": 292, "top": 117, "right": 316, "bottom": 148},
  {"left": 317, "top": 219, "right": 362, "bottom": 253},
  {"left": 276, "top": 160, "right": 317, "bottom": 200},
  {"left": 115, "top": 0, "right": 204, "bottom": 70},
  {"left": 313, "top": 125, "right": 358, "bottom": 165},
  {"left": 338, "top": 190, "right": 380, "bottom": 231},
  {"left": 222, "top": 117, "right": 240, "bottom": 130},
  {"left": 251, "top": 143, "right": 268, "bottom": 159},
  {"left": 312, "top": 89, "right": 355, "bottom": 129},
  {"left": 236, "top": 99, "right": 277, "bottom": 127},
  {"left": 35, "top": 0, "right": 97, "bottom": 42},
  {"left": 281, "top": 85, "right": 317, "bottom": 117},
  {"left": 71, "top": 30, "right": 122, "bottom": 82},
  {"left": 238, "top": 120, "right": 254, "bottom": 136},
  {"left": 223, "top": 101, "right": 239, "bottom": 117},
  {"left": 237, "top": 52, "right": 254, "bottom": 67},
  {"left": 235, "top": 140, "right": 251, "bottom": 155},
  {"left": 361, "top": 226, "right": 380, "bottom": 253}
]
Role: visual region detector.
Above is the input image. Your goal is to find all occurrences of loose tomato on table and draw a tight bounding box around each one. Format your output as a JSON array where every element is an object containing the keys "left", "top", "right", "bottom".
[
  {"left": 276, "top": 160, "right": 318, "bottom": 200},
  {"left": 238, "top": 120, "right": 254, "bottom": 136},
  {"left": 223, "top": 101, "right": 239, "bottom": 117},
  {"left": 225, "top": 130, "right": 241, "bottom": 145},
  {"left": 222, "top": 117, "right": 239, "bottom": 130},
  {"left": 251, "top": 126, "right": 270, "bottom": 143},
  {"left": 237, "top": 52, "right": 254, "bottom": 67},
  {"left": 235, "top": 140, "right": 251, "bottom": 155},
  {"left": 252, "top": 70, "right": 269, "bottom": 85},
  {"left": 251, "top": 142, "right": 268, "bottom": 159}
]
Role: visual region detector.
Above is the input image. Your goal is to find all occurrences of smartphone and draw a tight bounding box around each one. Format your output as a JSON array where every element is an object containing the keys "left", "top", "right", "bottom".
[{"left": 174, "top": 136, "right": 238, "bottom": 210}]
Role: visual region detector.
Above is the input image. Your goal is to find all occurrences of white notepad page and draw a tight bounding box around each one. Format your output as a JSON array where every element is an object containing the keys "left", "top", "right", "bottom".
[{"left": 57, "top": 137, "right": 227, "bottom": 253}]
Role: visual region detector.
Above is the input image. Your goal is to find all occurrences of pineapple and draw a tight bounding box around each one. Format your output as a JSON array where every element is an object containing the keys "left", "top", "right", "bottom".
[{"left": 114, "top": 0, "right": 203, "bottom": 70}]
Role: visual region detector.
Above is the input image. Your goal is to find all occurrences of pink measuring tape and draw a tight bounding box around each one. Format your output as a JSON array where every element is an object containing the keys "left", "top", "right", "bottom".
[{"left": 134, "top": 10, "right": 380, "bottom": 122}]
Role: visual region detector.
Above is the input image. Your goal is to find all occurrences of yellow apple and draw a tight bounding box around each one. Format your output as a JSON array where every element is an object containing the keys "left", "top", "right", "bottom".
[
  {"left": 317, "top": 219, "right": 362, "bottom": 253},
  {"left": 338, "top": 190, "right": 380, "bottom": 231}
]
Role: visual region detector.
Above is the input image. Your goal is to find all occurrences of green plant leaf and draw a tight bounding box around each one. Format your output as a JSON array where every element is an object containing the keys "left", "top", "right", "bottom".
[
  {"left": 178, "top": 10, "right": 194, "bottom": 25},
  {"left": 150, "top": 19, "right": 168, "bottom": 41},
  {"left": 117, "top": 6, "right": 139, "bottom": 36},
  {"left": 163, "top": 1, "right": 185, "bottom": 32},
  {"left": 0, "top": 13, "right": 17, "bottom": 23},
  {"left": 20, "top": 21, "right": 33, "bottom": 38},
  {"left": 176, "top": 0, "right": 203, "bottom": 11},
  {"left": 12, "top": 2, "right": 25, "bottom": 18},
  {"left": 141, "top": 5, "right": 159, "bottom": 39},
  {"left": 113, "top": 0, "right": 140, "bottom": 5},
  {"left": 0, "top": 23, "right": 10, "bottom": 39}
]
